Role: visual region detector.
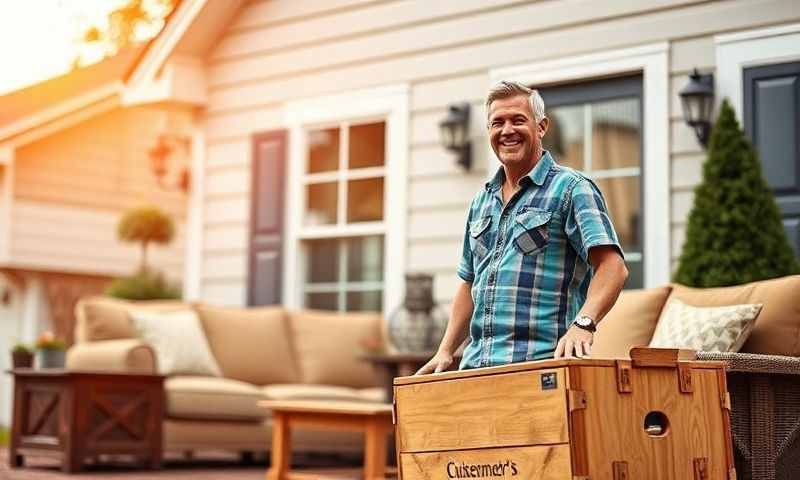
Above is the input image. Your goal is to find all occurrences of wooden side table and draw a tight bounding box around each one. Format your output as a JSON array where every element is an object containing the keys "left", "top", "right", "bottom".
[
  {"left": 7, "top": 369, "right": 164, "bottom": 473},
  {"left": 259, "top": 400, "right": 394, "bottom": 480}
]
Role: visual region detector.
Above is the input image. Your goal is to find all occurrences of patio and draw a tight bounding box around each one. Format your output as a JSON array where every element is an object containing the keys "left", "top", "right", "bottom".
[{"left": 0, "top": 448, "right": 366, "bottom": 479}]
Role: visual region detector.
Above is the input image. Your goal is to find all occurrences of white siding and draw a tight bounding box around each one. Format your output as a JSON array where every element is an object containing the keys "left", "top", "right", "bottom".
[{"left": 202, "top": 0, "right": 800, "bottom": 304}]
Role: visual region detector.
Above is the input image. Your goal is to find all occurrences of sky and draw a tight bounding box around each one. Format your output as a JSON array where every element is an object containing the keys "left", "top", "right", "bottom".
[{"left": 0, "top": 0, "right": 146, "bottom": 95}]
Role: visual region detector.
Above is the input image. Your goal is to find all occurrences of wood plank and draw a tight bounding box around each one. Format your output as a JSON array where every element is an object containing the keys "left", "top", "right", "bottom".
[
  {"left": 400, "top": 444, "right": 572, "bottom": 480},
  {"left": 670, "top": 35, "right": 716, "bottom": 74},
  {"left": 259, "top": 400, "right": 392, "bottom": 416},
  {"left": 576, "top": 366, "right": 729, "bottom": 479},
  {"left": 395, "top": 369, "right": 569, "bottom": 452},
  {"left": 228, "top": 0, "right": 384, "bottom": 32}
]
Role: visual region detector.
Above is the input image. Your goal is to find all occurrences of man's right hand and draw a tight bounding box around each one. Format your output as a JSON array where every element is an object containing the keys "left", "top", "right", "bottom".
[{"left": 415, "top": 351, "right": 454, "bottom": 375}]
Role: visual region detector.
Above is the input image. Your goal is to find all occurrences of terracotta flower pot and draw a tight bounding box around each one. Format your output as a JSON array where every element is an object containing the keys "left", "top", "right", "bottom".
[{"left": 11, "top": 351, "right": 34, "bottom": 369}]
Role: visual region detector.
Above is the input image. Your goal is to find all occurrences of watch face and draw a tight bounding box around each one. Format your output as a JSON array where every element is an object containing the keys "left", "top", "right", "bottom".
[{"left": 577, "top": 316, "right": 593, "bottom": 327}]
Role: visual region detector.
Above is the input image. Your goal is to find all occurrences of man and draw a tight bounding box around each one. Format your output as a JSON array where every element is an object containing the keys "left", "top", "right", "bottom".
[{"left": 417, "top": 81, "right": 628, "bottom": 374}]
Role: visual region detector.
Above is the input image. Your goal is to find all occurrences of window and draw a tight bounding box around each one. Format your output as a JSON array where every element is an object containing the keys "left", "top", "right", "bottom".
[
  {"left": 301, "top": 121, "right": 387, "bottom": 311},
  {"left": 540, "top": 75, "right": 645, "bottom": 288}
]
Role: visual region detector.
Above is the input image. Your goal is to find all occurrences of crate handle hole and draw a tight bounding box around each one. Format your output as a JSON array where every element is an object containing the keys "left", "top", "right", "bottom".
[{"left": 643, "top": 411, "right": 670, "bottom": 437}]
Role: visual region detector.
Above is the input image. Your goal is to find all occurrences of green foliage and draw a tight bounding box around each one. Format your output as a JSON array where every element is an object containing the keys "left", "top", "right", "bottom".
[
  {"left": 0, "top": 426, "right": 8, "bottom": 447},
  {"left": 35, "top": 332, "right": 66, "bottom": 351},
  {"left": 674, "top": 100, "right": 800, "bottom": 287},
  {"left": 12, "top": 342, "right": 33, "bottom": 354},
  {"left": 106, "top": 269, "right": 181, "bottom": 301},
  {"left": 118, "top": 205, "right": 175, "bottom": 272}
]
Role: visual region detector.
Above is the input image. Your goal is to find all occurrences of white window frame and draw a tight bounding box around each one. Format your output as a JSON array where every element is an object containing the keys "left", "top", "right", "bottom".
[
  {"left": 489, "top": 43, "right": 670, "bottom": 288},
  {"left": 283, "top": 85, "right": 409, "bottom": 314},
  {"left": 716, "top": 23, "right": 800, "bottom": 122}
]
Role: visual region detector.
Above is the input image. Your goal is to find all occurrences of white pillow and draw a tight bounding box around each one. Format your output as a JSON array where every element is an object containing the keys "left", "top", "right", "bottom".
[
  {"left": 130, "top": 309, "right": 222, "bottom": 377},
  {"left": 649, "top": 299, "right": 762, "bottom": 352}
]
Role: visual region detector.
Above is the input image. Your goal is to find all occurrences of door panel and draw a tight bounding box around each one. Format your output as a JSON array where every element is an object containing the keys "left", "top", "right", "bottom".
[{"left": 744, "top": 62, "right": 800, "bottom": 255}]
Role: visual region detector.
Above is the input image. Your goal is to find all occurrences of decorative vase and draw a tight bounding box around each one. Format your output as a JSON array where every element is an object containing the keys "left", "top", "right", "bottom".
[
  {"left": 37, "top": 349, "right": 66, "bottom": 369},
  {"left": 11, "top": 351, "right": 34, "bottom": 369},
  {"left": 387, "top": 274, "right": 448, "bottom": 352}
]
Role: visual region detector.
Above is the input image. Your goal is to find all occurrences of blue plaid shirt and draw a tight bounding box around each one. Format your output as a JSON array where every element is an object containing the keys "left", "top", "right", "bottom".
[{"left": 457, "top": 151, "right": 622, "bottom": 369}]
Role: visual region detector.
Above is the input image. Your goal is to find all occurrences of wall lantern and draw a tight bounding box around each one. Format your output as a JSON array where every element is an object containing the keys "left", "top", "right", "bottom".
[
  {"left": 679, "top": 68, "right": 715, "bottom": 148},
  {"left": 439, "top": 103, "right": 472, "bottom": 170},
  {"left": 148, "top": 134, "right": 191, "bottom": 193}
]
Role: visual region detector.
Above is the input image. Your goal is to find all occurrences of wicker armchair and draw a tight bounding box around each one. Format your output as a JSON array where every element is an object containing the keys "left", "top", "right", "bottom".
[{"left": 697, "top": 352, "right": 800, "bottom": 480}]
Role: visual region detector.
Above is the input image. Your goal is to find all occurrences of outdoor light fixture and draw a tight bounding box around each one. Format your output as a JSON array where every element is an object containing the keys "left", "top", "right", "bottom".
[
  {"left": 439, "top": 103, "right": 472, "bottom": 170},
  {"left": 679, "top": 68, "right": 715, "bottom": 148},
  {"left": 148, "top": 134, "right": 191, "bottom": 193}
]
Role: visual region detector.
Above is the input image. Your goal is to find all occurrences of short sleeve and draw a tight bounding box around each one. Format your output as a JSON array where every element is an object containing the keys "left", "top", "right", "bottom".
[
  {"left": 564, "top": 178, "right": 624, "bottom": 263},
  {"left": 456, "top": 209, "right": 475, "bottom": 283}
]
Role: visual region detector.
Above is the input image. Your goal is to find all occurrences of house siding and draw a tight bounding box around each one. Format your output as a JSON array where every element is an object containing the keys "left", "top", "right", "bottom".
[
  {"left": 201, "top": 0, "right": 800, "bottom": 306},
  {"left": 11, "top": 106, "right": 190, "bottom": 279}
]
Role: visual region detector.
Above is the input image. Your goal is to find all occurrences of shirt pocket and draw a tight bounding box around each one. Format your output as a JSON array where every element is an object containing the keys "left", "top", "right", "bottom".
[
  {"left": 513, "top": 208, "right": 552, "bottom": 256},
  {"left": 469, "top": 216, "right": 493, "bottom": 262}
]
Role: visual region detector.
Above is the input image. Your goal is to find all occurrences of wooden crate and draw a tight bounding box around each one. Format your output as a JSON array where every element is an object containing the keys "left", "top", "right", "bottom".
[{"left": 393, "top": 348, "right": 735, "bottom": 480}]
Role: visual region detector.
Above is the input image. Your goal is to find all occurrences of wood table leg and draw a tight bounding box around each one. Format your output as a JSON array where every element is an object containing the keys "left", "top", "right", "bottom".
[
  {"left": 364, "top": 418, "right": 388, "bottom": 480},
  {"left": 266, "top": 412, "right": 292, "bottom": 480}
]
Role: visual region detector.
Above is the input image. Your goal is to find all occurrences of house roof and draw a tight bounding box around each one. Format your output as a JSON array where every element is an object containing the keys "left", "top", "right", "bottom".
[{"left": 0, "top": 45, "right": 144, "bottom": 132}]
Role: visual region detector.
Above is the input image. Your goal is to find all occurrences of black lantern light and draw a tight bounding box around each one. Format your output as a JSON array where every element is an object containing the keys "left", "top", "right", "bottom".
[
  {"left": 679, "top": 68, "right": 715, "bottom": 148},
  {"left": 439, "top": 103, "right": 472, "bottom": 170}
]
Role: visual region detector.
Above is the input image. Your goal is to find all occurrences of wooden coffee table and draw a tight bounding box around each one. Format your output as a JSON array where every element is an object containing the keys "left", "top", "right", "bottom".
[
  {"left": 259, "top": 400, "right": 394, "bottom": 480},
  {"left": 7, "top": 369, "right": 164, "bottom": 473}
]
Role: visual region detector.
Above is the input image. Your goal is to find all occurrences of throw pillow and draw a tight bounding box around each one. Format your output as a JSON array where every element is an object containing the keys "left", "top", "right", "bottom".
[
  {"left": 649, "top": 299, "right": 762, "bottom": 352},
  {"left": 129, "top": 309, "right": 222, "bottom": 376}
]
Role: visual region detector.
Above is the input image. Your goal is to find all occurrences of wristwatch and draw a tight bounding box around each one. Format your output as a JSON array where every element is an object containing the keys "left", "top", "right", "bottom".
[{"left": 571, "top": 315, "right": 597, "bottom": 333}]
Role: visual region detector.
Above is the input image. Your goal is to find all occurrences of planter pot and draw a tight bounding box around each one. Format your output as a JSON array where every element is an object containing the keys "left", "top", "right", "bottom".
[
  {"left": 37, "top": 349, "right": 66, "bottom": 369},
  {"left": 11, "top": 351, "right": 34, "bottom": 369}
]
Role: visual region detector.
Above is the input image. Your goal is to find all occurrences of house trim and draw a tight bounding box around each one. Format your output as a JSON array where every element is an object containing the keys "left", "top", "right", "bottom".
[
  {"left": 0, "top": 83, "right": 121, "bottom": 146},
  {"left": 0, "top": 149, "right": 14, "bottom": 264},
  {"left": 489, "top": 42, "right": 671, "bottom": 288},
  {"left": 716, "top": 22, "right": 800, "bottom": 121},
  {"left": 183, "top": 128, "right": 206, "bottom": 301},
  {"left": 283, "top": 84, "right": 409, "bottom": 314}
]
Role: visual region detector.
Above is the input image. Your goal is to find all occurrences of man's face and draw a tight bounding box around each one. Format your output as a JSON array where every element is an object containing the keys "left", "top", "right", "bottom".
[{"left": 488, "top": 95, "right": 548, "bottom": 170}]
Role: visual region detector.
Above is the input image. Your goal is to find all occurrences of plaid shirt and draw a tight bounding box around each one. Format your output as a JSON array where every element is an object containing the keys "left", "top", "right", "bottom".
[{"left": 457, "top": 151, "right": 622, "bottom": 369}]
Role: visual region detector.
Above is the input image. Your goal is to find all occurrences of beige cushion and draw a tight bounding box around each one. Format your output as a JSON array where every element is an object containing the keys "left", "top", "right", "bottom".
[
  {"left": 649, "top": 299, "right": 762, "bottom": 352},
  {"left": 166, "top": 376, "right": 267, "bottom": 421},
  {"left": 591, "top": 286, "right": 672, "bottom": 359},
  {"left": 262, "top": 384, "right": 386, "bottom": 403},
  {"left": 667, "top": 276, "right": 800, "bottom": 356},
  {"left": 289, "top": 310, "right": 382, "bottom": 388},
  {"left": 195, "top": 304, "right": 299, "bottom": 385},
  {"left": 75, "top": 296, "right": 189, "bottom": 343},
  {"left": 130, "top": 309, "right": 222, "bottom": 377}
]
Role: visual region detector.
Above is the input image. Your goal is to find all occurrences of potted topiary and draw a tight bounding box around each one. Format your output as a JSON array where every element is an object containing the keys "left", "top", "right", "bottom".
[
  {"left": 11, "top": 342, "right": 34, "bottom": 369},
  {"left": 36, "top": 331, "right": 67, "bottom": 369}
]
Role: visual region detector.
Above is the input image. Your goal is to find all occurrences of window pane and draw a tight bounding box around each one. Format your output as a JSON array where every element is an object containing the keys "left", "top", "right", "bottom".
[
  {"left": 625, "top": 260, "right": 644, "bottom": 289},
  {"left": 308, "top": 127, "right": 339, "bottom": 173},
  {"left": 593, "top": 176, "right": 641, "bottom": 254},
  {"left": 349, "top": 122, "right": 385, "bottom": 169},
  {"left": 346, "top": 291, "right": 382, "bottom": 312},
  {"left": 543, "top": 105, "right": 584, "bottom": 170},
  {"left": 306, "top": 239, "right": 339, "bottom": 283},
  {"left": 305, "top": 182, "right": 337, "bottom": 225},
  {"left": 306, "top": 292, "right": 338, "bottom": 311},
  {"left": 347, "top": 177, "right": 383, "bottom": 223},
  {"left": 591, "top": 98, "right": 641, "bottom": 170},
  {"left": 347, "top": 235, "right": 383, "bottom": 282}
]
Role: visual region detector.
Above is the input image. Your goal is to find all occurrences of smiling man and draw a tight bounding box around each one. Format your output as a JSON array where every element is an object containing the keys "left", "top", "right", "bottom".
[{"left": 417, "top": 81, "right": 628, "bottom": 373}]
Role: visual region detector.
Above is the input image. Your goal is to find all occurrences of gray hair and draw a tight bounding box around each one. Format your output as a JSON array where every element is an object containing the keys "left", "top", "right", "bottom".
[{"left": 485, "top": 80, "right": 546, "bottom": 123}]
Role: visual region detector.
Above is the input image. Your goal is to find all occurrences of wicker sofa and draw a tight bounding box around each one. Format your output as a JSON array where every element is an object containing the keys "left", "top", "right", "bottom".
[
  {"left": 592, "top": 275, "right": 800, "bottom": 480},
  {"left": 66, "top": 297, "right": 386, "bottom": 457}
]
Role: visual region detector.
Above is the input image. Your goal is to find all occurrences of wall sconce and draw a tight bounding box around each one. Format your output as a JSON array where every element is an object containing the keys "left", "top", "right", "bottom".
[
  {"left": 148, "top": 134, "right": 191, "bottom": 193},
  {"left": 439, "top": 103, "right": 472, "bottom": 170},
  {"left": 679, "top": 68, "right": 715, "bottom": 148}
]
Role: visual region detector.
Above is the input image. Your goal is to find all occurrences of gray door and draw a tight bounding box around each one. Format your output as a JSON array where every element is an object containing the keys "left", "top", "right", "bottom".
[
  {"left": 744, "top": 61, "right": 800, "bottom": 255},
  {"left": 248, "top": 130, "right": 287, "bottom": 305}
]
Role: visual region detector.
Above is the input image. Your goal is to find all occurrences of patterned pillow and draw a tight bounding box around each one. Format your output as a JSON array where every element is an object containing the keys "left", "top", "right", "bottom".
[
  {"left": 649, "top": 299, "right": 762, "bottom": 352},
  {"left": 130, "top": 309, "right": 222, "bottom": 377}
]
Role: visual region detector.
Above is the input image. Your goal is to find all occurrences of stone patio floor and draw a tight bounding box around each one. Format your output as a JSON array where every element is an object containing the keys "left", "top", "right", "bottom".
[{"left": 0, "top": 449, "right": 371, "bottom": 479}]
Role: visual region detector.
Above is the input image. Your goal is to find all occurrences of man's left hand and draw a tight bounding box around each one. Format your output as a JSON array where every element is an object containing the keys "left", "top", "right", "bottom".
[{"left": 554, "top": 326, "right": 593, "bottom": 359}]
